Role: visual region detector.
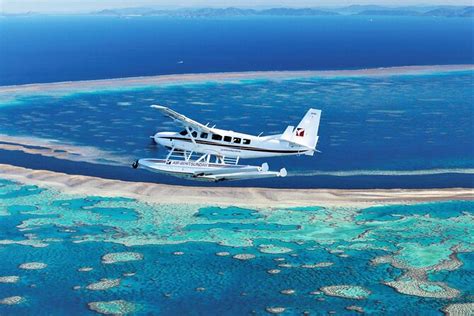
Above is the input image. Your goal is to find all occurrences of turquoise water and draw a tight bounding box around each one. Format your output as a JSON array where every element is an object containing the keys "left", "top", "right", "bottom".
[
  {"left": 0, "top": 179, "right": 472, "bottom": 314},
  {"left": 0, "top": 70, "right": 473, "bottom": 188}
]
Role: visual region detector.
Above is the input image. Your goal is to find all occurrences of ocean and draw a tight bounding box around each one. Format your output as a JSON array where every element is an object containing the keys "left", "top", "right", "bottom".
[
  {"left": 0, "top": 16, "right": 473, "bottom": 188},
  {"left": 0, "top": 16, "right": 473, "bottom": 85},
  {"left": 0, "top": 69, "right": 472, "bottom": 188},
  {"left": 0, "top": 15, "right": 473, "bottom": 315},
  {"left": 0, "top": 179, "right": 472, "bottom": 315}
]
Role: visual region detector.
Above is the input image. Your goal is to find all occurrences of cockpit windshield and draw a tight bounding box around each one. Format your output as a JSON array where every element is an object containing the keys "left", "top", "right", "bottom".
[{"left": 179, "top": 130, "right": 188, "bottom": 136}]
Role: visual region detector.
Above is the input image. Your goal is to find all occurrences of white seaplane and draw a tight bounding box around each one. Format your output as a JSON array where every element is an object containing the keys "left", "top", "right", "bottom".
[{"left": 132, "top": 105, "right": 321, "bottom": 181}]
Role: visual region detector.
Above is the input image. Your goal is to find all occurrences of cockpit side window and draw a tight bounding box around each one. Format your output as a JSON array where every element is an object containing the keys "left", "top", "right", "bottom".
[
  {"left": 243, "top": 139, "right": 251, "bottom": 145},
  {"left": 179, "top": 130, "right": 188, "bottom": 136},
  {"left": 200, "top": 132, "right": 208, "bottom": 139},
  {"left": 212, "top": 134, "right": 222, "bottom": 141},
  {"left": 191, "top": 131, "right": 198, "bottom": 138},
  {"left": 224, "top": 136, "right": 232, "bottom": 142}
]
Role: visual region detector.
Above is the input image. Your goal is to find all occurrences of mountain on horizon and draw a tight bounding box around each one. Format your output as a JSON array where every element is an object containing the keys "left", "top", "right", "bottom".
[
  {"left": 2, "top": 5, "right": 473, "bottom": 18},
  {"left": 93, "top": 5, "right": 474, "bottom": 18}
]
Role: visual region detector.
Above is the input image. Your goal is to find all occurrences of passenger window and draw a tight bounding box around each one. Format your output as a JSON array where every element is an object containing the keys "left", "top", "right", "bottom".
[
  {"left": 212, "top": 134, "right": 222, "bottom": 141},
  {"left": 233, "top": 137, "right": 241, "bottom": 144},
  {"left": 200, "top": 132, "right": 208, "bottom": 139},
  {"left": 224, "top": 136, "right": 232, "bottom": 142},
  {"left": 191, "top": 131, "right": 198, "bottom": 138},
  {"left": 179, "top": 130, "right": 188, "bottom": 136},
  {"left": 243, "top": 139, "right": 251, "bottom": 145}
]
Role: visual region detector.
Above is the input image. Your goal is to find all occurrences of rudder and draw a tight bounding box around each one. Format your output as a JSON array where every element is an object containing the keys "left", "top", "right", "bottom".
[
  {"left": 280, "top": 108, "right": 321, "bottom": 153},
  {"left": 295, "top": 108, "right": 321, "bottom": 149}
]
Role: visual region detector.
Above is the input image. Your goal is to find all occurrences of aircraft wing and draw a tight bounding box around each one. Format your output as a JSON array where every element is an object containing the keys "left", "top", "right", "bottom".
[{"left": 151, "top": 105, "right": 213, "bottom": 133}]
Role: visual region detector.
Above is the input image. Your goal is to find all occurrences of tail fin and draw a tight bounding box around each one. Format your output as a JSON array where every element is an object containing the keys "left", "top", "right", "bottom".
[{"left": 280, "top": 108, "right": 321, "bottom": 155}]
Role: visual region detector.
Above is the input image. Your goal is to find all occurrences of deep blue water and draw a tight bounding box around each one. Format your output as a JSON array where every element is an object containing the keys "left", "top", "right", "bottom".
[{"left": 0, "top": 15, "right": 473, "bottom": 85}]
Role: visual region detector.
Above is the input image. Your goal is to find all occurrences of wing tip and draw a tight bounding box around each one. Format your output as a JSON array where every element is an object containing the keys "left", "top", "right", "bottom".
[{"left": 150, "top": 104, "right": 167, "bottom": 110}]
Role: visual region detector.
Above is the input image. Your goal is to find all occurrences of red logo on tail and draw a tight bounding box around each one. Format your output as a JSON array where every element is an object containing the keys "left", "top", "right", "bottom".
[{"left": 296, "top": 128, "right": 305, "bottom": 137}]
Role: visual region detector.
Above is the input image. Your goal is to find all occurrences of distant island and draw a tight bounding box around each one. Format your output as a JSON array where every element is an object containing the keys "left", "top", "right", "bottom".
[
  {"left": 2, "top": 5, "right": 473, "bottom": 18},
  {"left": 93, "top": 6, "right": 474, "bottom": 18}
]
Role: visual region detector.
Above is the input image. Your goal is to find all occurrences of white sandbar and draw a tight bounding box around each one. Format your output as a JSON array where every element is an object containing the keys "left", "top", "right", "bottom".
[
  {"left": 0, "top": 164, "right": 472, "bottom": 208},
  {"left": 0, "top": 65, "right": 472, "bottom": 100}
]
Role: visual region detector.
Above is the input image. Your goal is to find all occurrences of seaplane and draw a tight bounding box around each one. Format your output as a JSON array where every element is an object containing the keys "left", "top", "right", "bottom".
[{"left": 132, "top": 105, "right": 321, "bottom": 181}]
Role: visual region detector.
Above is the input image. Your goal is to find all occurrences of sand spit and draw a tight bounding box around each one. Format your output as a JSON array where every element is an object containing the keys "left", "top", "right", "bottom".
[
  {"left": 0, "top": 65, "right": 472, "bottom": 97},
  {"left": 0, "top": 164, "right": 472, "bottom": 208},
  {"left": 0, "top": 64, "right": 474, "bottom": 93},
  {"left": 0, "top": 134, "right": 126, "bottom": 166},
  {"left": 0, "top": 296, "right": 24, "bottom": 305}
]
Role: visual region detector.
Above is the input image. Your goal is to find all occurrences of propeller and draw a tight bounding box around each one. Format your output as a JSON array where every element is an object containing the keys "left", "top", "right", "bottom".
[{"left": 132, "top": 160, "right": 139, "bottom": 169}]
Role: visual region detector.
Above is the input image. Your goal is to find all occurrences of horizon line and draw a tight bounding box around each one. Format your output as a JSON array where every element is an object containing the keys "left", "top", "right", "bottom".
[{"left": 2, "top": 4, "right": 473, "bottom": 15}]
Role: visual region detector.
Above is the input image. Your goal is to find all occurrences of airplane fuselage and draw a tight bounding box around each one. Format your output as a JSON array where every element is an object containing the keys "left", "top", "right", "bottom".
[{"left": 154, "top": 127, "right": 312, "bottom": 159}]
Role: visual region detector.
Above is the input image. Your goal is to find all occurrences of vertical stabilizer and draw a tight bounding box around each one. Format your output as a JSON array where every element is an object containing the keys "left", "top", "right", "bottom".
[{"left": 280, "top": 108, "right": 321, "bottom": 153}]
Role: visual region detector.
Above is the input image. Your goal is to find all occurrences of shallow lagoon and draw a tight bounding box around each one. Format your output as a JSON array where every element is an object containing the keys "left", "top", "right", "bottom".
[{"left": 0, "top": 179, "right": 473, "bottom": 315}]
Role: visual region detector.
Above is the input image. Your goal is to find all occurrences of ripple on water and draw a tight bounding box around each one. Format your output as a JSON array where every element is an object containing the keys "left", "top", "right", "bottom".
[{"left": 88, "top": 300, "right": 135, "bottom": 315}]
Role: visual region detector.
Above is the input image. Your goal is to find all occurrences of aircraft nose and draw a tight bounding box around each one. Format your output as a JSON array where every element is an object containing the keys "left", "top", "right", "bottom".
[{"left": 154, "top": 132, "right": 175, "bottom": 145}]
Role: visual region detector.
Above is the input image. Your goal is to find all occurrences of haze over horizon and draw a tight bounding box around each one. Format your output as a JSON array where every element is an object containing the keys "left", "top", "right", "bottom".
[{"left": 1, "top": 0, "right": 472, "bottom": 14}]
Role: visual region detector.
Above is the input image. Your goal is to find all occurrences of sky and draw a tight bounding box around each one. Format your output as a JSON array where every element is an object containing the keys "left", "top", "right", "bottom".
[{"left": 1, "top": 0, "right": 471, "bottom": 14}]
